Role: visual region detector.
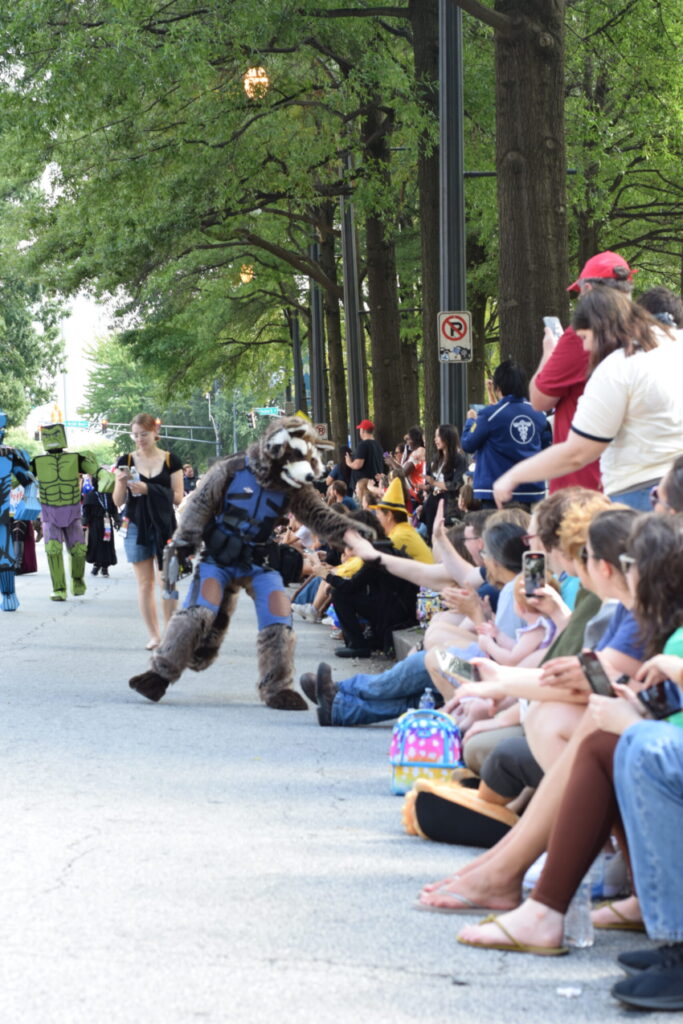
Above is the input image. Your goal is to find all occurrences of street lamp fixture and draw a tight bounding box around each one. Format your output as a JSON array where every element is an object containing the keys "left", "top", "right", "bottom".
[{"left": 243, "top": 66, "right": 269, "bottom": 99}]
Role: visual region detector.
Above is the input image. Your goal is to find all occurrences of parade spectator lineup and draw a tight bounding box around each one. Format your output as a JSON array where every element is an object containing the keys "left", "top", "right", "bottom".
[{"left": 7, "top": 258, "right": 683, "bottom": 1013}]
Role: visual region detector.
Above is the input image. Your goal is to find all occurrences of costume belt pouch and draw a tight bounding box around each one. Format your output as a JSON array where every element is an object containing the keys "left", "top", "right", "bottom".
[{"left": 389, "top": 708, "right": 463, "bottom": 795}]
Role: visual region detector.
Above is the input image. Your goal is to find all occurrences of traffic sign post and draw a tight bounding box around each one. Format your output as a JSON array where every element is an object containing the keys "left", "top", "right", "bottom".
[{"left": 437, "top": 311, "right": 472, "bottom": 363}]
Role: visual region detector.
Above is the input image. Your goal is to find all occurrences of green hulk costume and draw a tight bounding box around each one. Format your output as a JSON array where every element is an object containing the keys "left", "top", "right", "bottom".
[{"left": 32, "top": 423, "right": 114, "bottom": 601}]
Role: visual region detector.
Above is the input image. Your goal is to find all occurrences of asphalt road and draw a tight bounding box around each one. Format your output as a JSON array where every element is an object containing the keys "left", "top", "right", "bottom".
[{"left": 0, "top": 543, "right": 667, "bottom": 1023}]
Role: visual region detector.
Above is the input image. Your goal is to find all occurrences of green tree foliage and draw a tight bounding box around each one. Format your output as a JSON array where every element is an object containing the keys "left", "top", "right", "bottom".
[{"left": 0, "top": 275, "right": 64, "bottom": 425}]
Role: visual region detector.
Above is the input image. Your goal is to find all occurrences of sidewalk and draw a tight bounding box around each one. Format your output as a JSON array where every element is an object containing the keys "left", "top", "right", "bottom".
[{"left": 0, "top": 546, "right": 667, "bottom": 1023}]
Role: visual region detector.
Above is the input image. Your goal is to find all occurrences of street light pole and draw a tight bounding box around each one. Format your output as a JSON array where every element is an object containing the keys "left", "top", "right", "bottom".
[
  {"left": 308, "top": 238, "right": 326, "bottom": 424},
  {"left": 439, "top": 0, "right": 468, "bottom": 429}
]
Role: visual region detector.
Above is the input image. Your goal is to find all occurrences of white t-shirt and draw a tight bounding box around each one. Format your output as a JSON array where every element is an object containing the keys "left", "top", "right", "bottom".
[{"left": 571, "top": 337, "right": 683, "bottom": 494}]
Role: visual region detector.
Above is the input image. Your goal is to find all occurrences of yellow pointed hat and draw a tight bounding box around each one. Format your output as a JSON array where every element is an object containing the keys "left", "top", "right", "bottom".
[{"left": 376, "top": 476, "right": 407, "bottom": 514}]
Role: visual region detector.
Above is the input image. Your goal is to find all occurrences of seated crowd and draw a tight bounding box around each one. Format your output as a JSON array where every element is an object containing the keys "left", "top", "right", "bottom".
[{"left": 285, "top": 270, "right": 683, "bottom": 1013}]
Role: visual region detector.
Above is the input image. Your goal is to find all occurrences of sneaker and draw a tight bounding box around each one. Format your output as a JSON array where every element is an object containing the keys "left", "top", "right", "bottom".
[
  {"left": 321, "top": 616, "right": 335, "bottom": 626},
  {"left": 299, "top": 672, "right": 318, "bottom": 704},
  {"left": 315, "top": 662, "right": 338, "bottom": 726},
  {"left": 293, "top": 603, "right": 320, "bottom": 623},
  {"left": 619, "top": 943, "right": 683, "bottom": 977},
  {"left": 612, "top": 955, "right": 683, "bottom": 1010}
]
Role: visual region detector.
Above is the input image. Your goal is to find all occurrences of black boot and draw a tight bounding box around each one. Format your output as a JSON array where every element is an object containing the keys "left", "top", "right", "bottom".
[
  {"left": 129, "top": 671, "right": 170, "bottom": 702},
  {"left": 91, "top": 565, "right": 100, "bottom": 576}
]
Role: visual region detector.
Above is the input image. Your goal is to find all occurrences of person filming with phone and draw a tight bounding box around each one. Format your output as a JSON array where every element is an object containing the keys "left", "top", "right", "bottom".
[{"left": 113, "top": 413, "right": 184, "bottom": 650}]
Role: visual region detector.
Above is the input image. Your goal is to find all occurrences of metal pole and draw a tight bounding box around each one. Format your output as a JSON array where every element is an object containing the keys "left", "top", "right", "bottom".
[
  {"left": 340, "top": 151, "right": 367, "bottom": 444},
  {"left": 290, "top": 309, "right": 306, "bottom": 414},
  {"left": 439, "top": 0, "right": 468, "bottom": 429},
  {"left": 308, "top": 239, "right": 326, "bottom": 424}
]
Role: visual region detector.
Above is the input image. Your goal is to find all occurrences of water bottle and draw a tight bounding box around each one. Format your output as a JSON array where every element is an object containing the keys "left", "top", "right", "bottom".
[
  {"left": 419, "top": 687, "right": 436, "bottom": 710},
  {"left": 564, "top": 873, "right": 595, "bottom": 948},
  {"left": 129, "top": 465, "right": 141, "bottom": 497}
]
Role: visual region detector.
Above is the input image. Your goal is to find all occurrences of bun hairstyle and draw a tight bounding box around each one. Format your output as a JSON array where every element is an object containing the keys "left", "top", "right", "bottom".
[{"left": 131, "top": 412, "right": 160, "bottom": 439}]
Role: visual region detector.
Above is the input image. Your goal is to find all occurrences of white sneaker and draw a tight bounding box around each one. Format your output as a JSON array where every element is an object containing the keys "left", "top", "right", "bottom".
[{"left": 294, "top": 603, "right": 320, "bottom": 623}]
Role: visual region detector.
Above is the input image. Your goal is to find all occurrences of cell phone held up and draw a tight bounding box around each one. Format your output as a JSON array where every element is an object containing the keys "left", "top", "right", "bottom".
[
  {"left": 577, "top": 650, "right": 615, "bottom": 697},
  {"left": 435, "top": 650, "right": 480, "bottom": 684},
  {"left": 543, "top": 315, "right": 563, "bottom": 341},
  {"left": 522, "top": 550, "right": 546, "bottom": 597}
]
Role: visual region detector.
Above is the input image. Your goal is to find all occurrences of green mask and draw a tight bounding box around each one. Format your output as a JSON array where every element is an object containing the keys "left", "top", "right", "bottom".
[{"left": 41, "top": 423, "right": 68, "bottom": 451}]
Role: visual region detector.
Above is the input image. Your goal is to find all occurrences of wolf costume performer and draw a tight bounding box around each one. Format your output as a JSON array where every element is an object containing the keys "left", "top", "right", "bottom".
[
  {"left": 0, "top": 412, "right": 35, "bottom": 610},
  {"left": 129, "top": 417, "right": 370, "bottom": 709},
  {"left": 32, "top": 423, "right": 115, "bottom": 601}
]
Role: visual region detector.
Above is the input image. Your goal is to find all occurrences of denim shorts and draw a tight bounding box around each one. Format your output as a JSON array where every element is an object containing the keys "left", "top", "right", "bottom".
[{"left": 123, "top": 520, "right": 157, "bottom": 564}]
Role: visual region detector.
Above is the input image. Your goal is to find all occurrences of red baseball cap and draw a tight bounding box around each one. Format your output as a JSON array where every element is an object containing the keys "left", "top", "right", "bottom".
[
  {"left": 567, "top": 251, "right": 636, "bottom": 293},
  {"left": 356, "top": 419, "right": 374, "bottom": 431}
]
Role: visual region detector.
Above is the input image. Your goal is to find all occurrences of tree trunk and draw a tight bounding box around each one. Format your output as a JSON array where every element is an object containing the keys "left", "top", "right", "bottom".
[
  {"left": 468, "top": 292, "right": 488, "bottom": 406},
  {"left": 362, "top": 106, "right": 408, "bottom": 451},
  {"left": 409, "top": 0, "right": 440, "bottom": 447},
  {"left": 364, "top": 208, "right": 405, "bottom": 451},
  {"left": 494, "top": 0, "right": 569, "bottom": 377},
  {"left": 317, "top": 203, "right": 347, "bottom": 447}
]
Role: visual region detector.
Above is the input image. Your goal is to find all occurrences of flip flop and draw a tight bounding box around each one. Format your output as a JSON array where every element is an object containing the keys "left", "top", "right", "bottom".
[
  {"left": 413, "top": 891, "right": 499, "bottom": 915},
  {"left": 593, "top": 900, "right": 646, "bottom": 932},
  {"left": 457, "top": 914, "right": 569, "bottom": 956}
]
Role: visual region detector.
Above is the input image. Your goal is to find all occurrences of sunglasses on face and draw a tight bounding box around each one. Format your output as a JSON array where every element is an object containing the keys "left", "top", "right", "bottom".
[
  {"left": 618, "top": 553, "right": 637, "bottom": 573},
  {"left": 650, "top": 485, "right": 671, "bottom": 511}
]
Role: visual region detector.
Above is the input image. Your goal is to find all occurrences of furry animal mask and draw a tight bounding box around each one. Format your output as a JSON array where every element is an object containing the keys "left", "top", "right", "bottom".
[{"left": 248, "top": 416, "right": 328, "bottom": 490}]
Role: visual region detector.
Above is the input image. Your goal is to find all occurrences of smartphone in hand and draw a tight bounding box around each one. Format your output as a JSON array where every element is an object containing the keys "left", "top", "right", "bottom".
[
  {"left": 543, "top": 316, "right": 563, "bottom": 340},
  {"left": 577, "top": 650, "right": 615, "bottom": 697},
  {"left": 637, "top": 679, "right": 683, "bottom": 720},
  {"left": 522, "top": 551, "right": 546, "bottom": 597},
  {"left": 436, "top": 650, "right": 481, "bottom": 684}
]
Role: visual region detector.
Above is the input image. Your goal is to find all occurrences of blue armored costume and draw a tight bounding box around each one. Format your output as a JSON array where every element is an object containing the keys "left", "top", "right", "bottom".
[
  {"left": 184, "top": 460, "right": 292, "bottom": 631},
  {"left": 0, "top": 412, "right": 35, "bottom": 611}
]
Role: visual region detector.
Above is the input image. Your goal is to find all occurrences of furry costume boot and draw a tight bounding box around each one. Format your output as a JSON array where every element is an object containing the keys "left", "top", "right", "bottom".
[
  {"left": 256, "top": 623, "right": 307, "bottom": 710},
  {"left": 129, "top": 605, "right": 215, "bottom": 702}
]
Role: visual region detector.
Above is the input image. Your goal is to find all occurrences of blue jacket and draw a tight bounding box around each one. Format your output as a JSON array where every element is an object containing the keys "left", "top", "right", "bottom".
[{"left": 462, "top": 395, "right": 551, "bottom": 503}]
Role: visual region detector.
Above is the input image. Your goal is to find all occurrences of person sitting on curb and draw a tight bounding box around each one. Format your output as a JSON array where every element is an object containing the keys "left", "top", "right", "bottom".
[
  {"left": 300, "top": 519, "right": 528, "bottom": 725},
  {"left": 326, "top": 479, "right": 434, "bottom": 658}
]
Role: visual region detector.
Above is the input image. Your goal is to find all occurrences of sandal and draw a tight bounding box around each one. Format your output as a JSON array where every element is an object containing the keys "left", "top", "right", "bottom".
[
  {"left": 457, "top": 914, "right": 569, "bottom": 956},
  {"left": 414, "top": 890, "right": 501, "bottom": 915},
  {"left": 593, "top": 899, "right": 646, "bottom": 932}
]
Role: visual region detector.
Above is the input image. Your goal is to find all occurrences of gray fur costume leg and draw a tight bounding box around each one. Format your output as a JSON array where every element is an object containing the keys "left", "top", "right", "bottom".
[
  {"left": 257, "top": 623, "right": 306, "bottom": 710},
  {"left": 128, "top": 605, "right": 214, "bottom": 702}
]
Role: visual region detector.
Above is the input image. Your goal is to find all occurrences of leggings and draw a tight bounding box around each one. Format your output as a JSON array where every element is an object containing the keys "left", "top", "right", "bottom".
[{"left": 532, "top": 729, "right": 630, "bottom": 914}]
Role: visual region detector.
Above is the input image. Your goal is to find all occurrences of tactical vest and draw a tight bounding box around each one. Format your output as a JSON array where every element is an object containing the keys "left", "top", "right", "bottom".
[{"left": 202, "top": 459, "right": 289, "bottom": 568}]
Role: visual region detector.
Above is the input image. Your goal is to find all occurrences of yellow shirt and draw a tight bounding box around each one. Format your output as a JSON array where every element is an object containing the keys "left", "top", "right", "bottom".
[
  {"left": 388, "top": 522, "right": 435, "bottom": 564},
  {"left": 333, "top": 556, "right": 364, "bottom": 579}
]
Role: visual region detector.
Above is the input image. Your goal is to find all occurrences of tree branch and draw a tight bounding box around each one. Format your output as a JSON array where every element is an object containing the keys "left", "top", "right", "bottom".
[{"left": 449, "top": 0, "right": 514, "bottom": 35}]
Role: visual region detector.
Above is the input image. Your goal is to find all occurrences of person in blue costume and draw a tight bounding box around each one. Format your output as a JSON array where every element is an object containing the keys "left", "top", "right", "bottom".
[
  {"left": 462, "top": 360, "right": 551, "bottom": 507},
  {"left": 128, "top": 417, "right": 372, "bottom": 709},
  {"left": 0, "top": 412, "right": 35, "bottom": 610}
]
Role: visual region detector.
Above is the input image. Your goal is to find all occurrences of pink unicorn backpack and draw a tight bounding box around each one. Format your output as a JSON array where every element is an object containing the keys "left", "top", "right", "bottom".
[{"left": 389, "top": 708, "right": 463, "bottom": 795}]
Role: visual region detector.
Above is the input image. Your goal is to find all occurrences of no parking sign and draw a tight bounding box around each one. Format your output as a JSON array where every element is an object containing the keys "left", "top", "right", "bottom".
[{"left": 438, "top": 311, "right": 472, "bottom": 363}]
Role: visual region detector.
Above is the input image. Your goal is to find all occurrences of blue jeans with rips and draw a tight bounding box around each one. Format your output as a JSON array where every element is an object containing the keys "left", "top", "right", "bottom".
[
  {"left": 331, "top": 650, "right": 430, "bottom": 726},
  {"left": 614, "top": 720, "right": 683, "bottom": 941}
]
